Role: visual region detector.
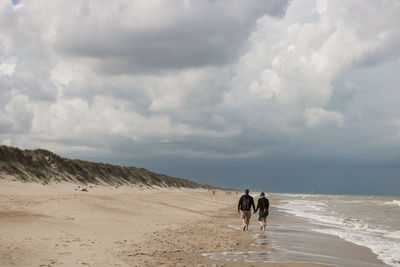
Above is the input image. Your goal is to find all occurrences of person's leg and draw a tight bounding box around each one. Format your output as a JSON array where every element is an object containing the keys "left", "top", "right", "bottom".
[
  {"left": 245, "top": 216, "right": 250, "bottom": 231},
  {"left": 247, "top": 210, "right": 252, "bottom": 230},
  {"left": 241, "top": 211, "right": 246, "bottom": 230},
  {"left": 262, "top": 218, "right": 267, "bottom": 231}
]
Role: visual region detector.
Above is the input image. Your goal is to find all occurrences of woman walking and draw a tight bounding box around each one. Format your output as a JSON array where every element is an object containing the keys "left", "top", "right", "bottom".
[{"left": 254, "top": 192, "right": 269, "bottom": 231}]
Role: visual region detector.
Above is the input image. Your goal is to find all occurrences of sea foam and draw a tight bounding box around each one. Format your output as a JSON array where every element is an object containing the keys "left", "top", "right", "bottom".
[
  {"left": 276, "top": 195, "right": 400, "bottom": 267},
  {"left": 384, "top": 200, "right": 400, "bottom": 207}
]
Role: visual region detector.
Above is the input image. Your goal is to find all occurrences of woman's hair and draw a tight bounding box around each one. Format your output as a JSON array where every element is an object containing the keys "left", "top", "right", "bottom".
[{"left": 260, "top": 192, "right": 265, "bottom": 196}]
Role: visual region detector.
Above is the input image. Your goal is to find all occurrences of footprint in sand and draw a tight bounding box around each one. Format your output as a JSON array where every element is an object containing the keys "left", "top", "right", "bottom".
[{"left": 57, "top": 252, "right": 72, "bottom": 255}]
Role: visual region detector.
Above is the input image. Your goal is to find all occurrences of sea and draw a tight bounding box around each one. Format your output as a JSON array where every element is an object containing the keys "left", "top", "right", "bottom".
[
  {"left": 273, "top": 193, "right": 400, "bottom": 266},
  {"left": 204, "top": 193, "right": 400, "bottom": 266}
]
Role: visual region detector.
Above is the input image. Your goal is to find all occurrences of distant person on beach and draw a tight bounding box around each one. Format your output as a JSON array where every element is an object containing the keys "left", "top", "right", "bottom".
[
  {"left": 75, "top": 186, "right": 88, "bottom": 192},
  {"left": 254, "top": 192, "right": 269, "bottom": 231},
  {"left": 238, "top": 189, "right": 255, "bottom": 231}
]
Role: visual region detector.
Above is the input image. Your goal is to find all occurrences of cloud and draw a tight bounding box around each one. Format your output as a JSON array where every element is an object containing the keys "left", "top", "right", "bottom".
[
  {"left": 52, "top": 0, "right": 289, "bottom": 75},
  {"left": 1, "top": 93, "right": 33, "bottom": 134},
  {"left": 221, "top": 0, "right": 400, "bottom": 152},
  {"left": 0, "top": 0, "right": 400, "bottom": 169},
  {"left": 0, "top": 62, "right": 16, "bottom": 76},
  {"left": 303, "top": 108, "right": 343, "bottom": 128}
]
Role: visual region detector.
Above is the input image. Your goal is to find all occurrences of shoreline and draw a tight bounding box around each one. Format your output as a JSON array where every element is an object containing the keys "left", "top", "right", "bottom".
[
  {"left": 204, "top": 208, "right": 388, "bottom": 266},
  {"left": 0, "top": 181, "right": 388, "bottom": 266}
]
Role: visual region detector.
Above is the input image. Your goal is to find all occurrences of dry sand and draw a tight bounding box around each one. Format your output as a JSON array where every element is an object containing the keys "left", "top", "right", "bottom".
[{"left": 0, "top": 181, "right": 348, "bottom": 266}]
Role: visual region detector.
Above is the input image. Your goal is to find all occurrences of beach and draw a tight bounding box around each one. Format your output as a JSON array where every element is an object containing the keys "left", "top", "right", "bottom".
[{"left": 0, "top": 181, "right": 389, "bottom": 266}]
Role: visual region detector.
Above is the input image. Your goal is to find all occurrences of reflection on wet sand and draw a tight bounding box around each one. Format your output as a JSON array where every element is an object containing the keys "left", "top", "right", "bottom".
[{"left": 204, "top": 208, "right": 388, "bottom": 267}]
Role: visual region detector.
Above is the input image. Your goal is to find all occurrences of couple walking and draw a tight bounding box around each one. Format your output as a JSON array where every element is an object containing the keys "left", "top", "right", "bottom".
[{"left": 237, "top": 189, "right": 269, "bottom": 231}]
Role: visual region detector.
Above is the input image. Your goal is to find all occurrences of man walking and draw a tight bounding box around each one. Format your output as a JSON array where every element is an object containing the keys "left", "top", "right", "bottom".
[{"left": 237, "top": 189, "right": 256, "bottom": 231}]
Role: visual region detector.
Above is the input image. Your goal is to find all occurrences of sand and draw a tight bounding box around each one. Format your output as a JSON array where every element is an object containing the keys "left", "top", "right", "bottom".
[{"left": 0, "top": 181, "right": 383, "bottom": 266}]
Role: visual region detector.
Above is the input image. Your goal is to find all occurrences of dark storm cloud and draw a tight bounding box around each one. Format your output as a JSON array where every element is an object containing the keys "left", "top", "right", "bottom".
[
  {"left": 56, "top": 0, "right": 289, "bottom": 74},
  {"left": 0, "top": 120, "right": 12, "bottom": 134}
]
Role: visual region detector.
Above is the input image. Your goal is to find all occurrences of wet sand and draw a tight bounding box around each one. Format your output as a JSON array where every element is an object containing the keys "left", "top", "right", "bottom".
[
  {"left": 0, "top": 181, "right": 386, "bottom": 266},
  {"left": 204, "top": 211, "right": 388, "bottom": 266}
]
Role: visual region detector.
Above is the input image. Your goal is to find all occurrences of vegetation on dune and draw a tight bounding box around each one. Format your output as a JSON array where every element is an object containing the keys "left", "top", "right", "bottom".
[{"left": 0, "top": 145, "right": 217, "bottom": 189}]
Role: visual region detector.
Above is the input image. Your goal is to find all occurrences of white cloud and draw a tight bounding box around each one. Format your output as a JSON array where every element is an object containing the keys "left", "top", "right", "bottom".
[
  {"left": 303, "top": 108, "right": 343, "bottom": 128},
  {"left": 30, "top": 95, "right": 241, "bottom": 147},
  {"left": 0, "top": 62, "right": 16, "bottom": 76},
  {"left": 249, "top": 69, "right": 281, "bottom": 100},
  {"left": 1, "top": 138, "right": 11, "bottom": 146},
  {"left": 2, "top": 93, "right": 33, "bottom": 133}
]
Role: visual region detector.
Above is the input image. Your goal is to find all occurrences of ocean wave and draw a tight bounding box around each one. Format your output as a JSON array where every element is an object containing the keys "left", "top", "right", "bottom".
[
  {"left": 383, "top": 200, "right": 400, "bottom": 207},
  {"left": 278, "top": 198, "right": 400, "bottom": 267},
  {"left": 385, "top": 230, "right": 400, "bottom": 240},
  {"left": 315, "top": 228, "right": 400, "bottom": 267}
]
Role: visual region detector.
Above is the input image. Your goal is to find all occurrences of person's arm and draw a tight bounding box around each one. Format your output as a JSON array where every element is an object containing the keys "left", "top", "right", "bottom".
[
  {"left": 254, "top": 198, "right": 259, "bottom": 213},
  {"left": 238, "top": 196, "right": 242, "bottom": 212},
  {"left": 252, "top": 197, "right": 256, "bottom": 212},
  {"left": 265, "top": 198, "right": 270, "bottom": 210}
]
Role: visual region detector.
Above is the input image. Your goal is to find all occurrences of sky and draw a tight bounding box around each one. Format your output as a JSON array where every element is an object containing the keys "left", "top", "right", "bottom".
[{"left": 1, "top": 0, "right": 400, "bottom": 195}]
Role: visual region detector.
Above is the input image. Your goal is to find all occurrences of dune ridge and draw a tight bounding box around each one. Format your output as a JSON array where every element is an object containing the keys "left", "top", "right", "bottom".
[{"left": 0, "top": 145, "right": 217, "bottom": 189}]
